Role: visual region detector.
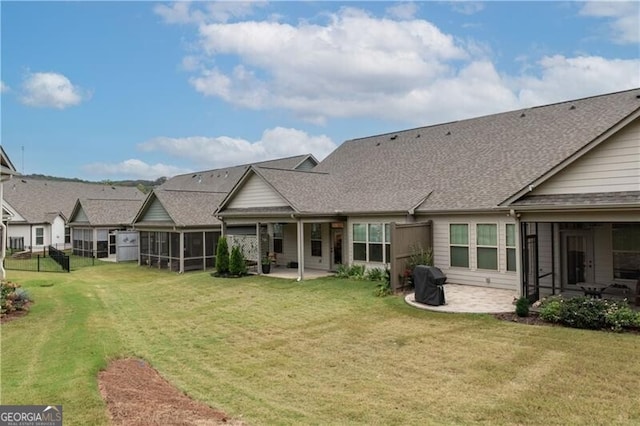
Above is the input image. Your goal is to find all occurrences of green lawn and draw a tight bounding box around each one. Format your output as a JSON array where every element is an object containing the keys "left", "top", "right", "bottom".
[{"left": 2, "top": 263, "right": 639, "bottom": 425}]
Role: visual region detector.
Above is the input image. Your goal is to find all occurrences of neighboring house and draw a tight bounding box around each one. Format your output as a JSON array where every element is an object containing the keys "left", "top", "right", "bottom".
[
  {"left": 3, "top": 178, "right": 145, "bottom": 252},
  {"left": 132, "top": 154, "right": 318, "bottom": 273},
  {"left": 1, "top": 146, "right": 19, "bottom": 279},
  {"left": 216, "top": 89, "right": 640, "bottom": 300},
  {"left": 67, "top": 198, "right": 146, "bottom": 260}
]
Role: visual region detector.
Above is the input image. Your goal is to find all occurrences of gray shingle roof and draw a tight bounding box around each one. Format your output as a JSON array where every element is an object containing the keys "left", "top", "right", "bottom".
[
  {"left": 137, "top": 155, "right": 317, "bottom": 227},
  {"left": 159, "top": 154, "right": 316, "bottom": 192},
  {"left": 512, "top": 191, "right": 640, "bottom": 207},
  {"left": 301, "top": 88, "right": 640, "bottom": 213},
  {"left": 70, "top": 198, "right": 146, "bottom": 226},
  {"left": 3, "top": 179, "right": 145, "bottom": 224}
]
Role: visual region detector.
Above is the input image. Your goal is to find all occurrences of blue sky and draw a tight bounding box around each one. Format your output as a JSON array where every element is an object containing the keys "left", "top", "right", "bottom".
[{"left": 1, "top": 1, "right": 639, "bottom": 180}]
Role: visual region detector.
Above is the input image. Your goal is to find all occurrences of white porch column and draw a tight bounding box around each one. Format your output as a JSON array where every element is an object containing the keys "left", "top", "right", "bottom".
[
  {"left": 297, "top": 218, "right": 304, "bottom": 281},
  {"left": 221, "top": 221, "right": 227, "bottom": 237},
  {"left": 256, "top": 222, "right": 262, "bottom": 275}
]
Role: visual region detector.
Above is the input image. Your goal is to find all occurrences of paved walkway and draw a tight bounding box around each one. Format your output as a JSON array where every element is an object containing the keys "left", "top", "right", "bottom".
[
  {"left": 405, "top": 283, "right": 516, "bottom": 314},
  {"left": 264, "top": 267, "right": 334, "bottom": 280}
]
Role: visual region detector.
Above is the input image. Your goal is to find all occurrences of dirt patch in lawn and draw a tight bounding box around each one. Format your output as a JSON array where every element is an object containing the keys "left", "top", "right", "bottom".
[
  {"left": 99, "top": 358, "right": 244, "bottom": 425},
  {"left": 492, "top": 311, "right": 551, "bottom": 326}
]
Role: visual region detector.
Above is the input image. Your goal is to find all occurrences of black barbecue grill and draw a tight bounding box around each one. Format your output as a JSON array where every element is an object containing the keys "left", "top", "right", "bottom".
[{"left": 413, "top": 265, "right": 447, "bottom": 306}]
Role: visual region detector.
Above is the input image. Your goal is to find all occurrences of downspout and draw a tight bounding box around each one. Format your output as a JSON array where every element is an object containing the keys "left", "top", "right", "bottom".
[{"left": 297, "top": 217, "right": 304, "bottom": 281}]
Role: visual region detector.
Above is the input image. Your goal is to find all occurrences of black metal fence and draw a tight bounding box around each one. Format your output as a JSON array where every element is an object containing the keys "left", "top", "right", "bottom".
[{"left": 3, "top": 246, "right": 96, "bottom": 273}]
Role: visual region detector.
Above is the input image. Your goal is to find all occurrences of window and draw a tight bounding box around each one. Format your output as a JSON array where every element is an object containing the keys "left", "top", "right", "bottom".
[
  {"left": 449, "top": 224, "right": 469, "bottom": 268},
  {"left": 506, "top": 224, "right": 516, "bottom": 272},
  {"left": 352, "top": 223, "right": 391, "bottom": 263},
  {"left": 35, "top": 227, "right": 44, "bottom": 246},
  {"left": 353, "top": 224, "right": 367, "bottom": 261},
  {"left": 612, "top": 223, "right": 640, "bottom": 279},
  {"left": 477, "top": 224, "right": 497, "bottom": 270},
  {"left": 273, "top": 224, "right": 283, "bottom": 254},
  {"left": 311, "top": 224, "right": 322, "bottom": 257},
  {"left": 65, "top": 227, "right": 71, "bottom": 244}
]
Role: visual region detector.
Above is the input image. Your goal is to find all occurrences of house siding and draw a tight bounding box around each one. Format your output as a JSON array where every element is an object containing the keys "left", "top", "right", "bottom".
[
  {"left": 50, "top": 216, "right": 67, "bottom": 248},
  {"left": 142, "top": 198, "right": 172, "bottom": 222},
  {"left": 75, "top": 207, "right": 89, "bottom": 222},
  {"left": 228, "top": 174, "right": 289, "bottom": 209},
  {"left": 429, "top": 214, "right": 519, "bottom": 291},
  {"left": 533, "top": 118, "right": 640, "bottom": 195},
  {"left": 295, "top": 158, "right": 317, "bottom": 171},
  {"left": 304, "top": 223, "right": 330, "bottom": 271}
]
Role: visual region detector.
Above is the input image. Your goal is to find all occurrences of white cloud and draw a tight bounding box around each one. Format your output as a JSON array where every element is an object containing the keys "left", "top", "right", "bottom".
[
  {"left": 580, "top": 1, "right": 640, "bottom": 44},
  {"left": 154, "top": 1, "right": 265, "bottom": 24},
  {"left": 161, "top": 4, "right": 639, "bottom": 126},
  {"left": 139, "top": 127, "right": 337, "bottom": 169},
  {"left": 0, "top": 81, "right": 9, "bottom": 93},
  {"left": 20, "top": 72, "right": 88, "bottom": 109},
  {"left": 386, "top": 2, "right": 419, "bottom": 20},
  {"left": 82, "top": 159, "right": 190, "bottom": 180},
  {"left": 516, "top": 55, "right": 640, "bottom": 106},
  {"left": 450, "top": 1, "right": 485, "bottom": 15}
]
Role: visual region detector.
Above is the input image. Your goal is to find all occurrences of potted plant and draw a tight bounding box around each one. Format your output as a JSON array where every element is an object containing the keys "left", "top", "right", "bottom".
[{"left": 261, "top": 256, "right": 271, "bottom": 274}]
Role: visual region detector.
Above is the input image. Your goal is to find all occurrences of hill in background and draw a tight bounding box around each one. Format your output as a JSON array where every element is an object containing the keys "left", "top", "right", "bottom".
[{"left": 21, "top": 174, "right": 167, "bottom": 194}]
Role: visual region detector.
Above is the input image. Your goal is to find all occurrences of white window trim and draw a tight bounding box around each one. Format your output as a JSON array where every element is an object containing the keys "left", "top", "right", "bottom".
[
  {"left": 353, "top": 222, "right": 391, "bottom": 264},
  {"left": 449, "top": 223, "right": 469, "bottom": 269},
  {"left": 505, "top": 223, "right": 517, "bottom": 273},
  {"left": 476, "top": 223, "right": 498, "bottom": 271}
]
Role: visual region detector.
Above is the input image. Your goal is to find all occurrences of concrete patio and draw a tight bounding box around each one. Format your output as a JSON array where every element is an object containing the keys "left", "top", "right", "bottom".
[
  {"left": 405, "top": 283, "right": 517, "bottom": 314},
  {"left": 261, "top": 267, "right": 334, "bottom": 280}
]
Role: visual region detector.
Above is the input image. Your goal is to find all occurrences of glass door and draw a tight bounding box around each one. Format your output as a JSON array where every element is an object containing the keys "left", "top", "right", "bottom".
[{"left": 562, "top": 231, "right": 594, "bottom": 286}]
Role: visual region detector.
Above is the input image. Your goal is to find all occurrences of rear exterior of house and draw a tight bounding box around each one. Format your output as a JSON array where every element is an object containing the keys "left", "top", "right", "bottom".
[{"left": 217, "top": 89, "right": 640, "bottom": 302}]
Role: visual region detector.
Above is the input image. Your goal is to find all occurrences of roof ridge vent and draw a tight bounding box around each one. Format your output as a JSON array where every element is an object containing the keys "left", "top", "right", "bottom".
[
  {"left": 569, "top": 104, "right": 576, "bottom": 110},
  {"left": 520, "top": 112, "right": 526, "bottom": 118},
  {"left": 445, "top": 131, "right": 451, "bottom": 136},
  {"left": 390, "top": 135, "right": 398, "bottom": 140}
]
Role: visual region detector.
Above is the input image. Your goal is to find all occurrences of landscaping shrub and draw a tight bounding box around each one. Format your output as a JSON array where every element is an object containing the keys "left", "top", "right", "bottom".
[
  {"left": 229, "top": 246, "right": 247, "bottom": 276},
  {"left": 365, "top": 267, "right": 385, "bottom": 282},
  {"left": 335, "top": 264, "right": 349, "bottom": 279},
  {"left": 539, "top": 297, "right": 563, "bottom": 323},
  {"left": 215, "top": 237, "right": 229, "bottom": 274},
  {"left": 539, "top": 296, "right": 639, "bottom": 332},
  {"left": 515, "top": 297, "right": 530, "bottom": 317},
  {"left": 1, "top": 280, "right": 30, "bottom": 316}
]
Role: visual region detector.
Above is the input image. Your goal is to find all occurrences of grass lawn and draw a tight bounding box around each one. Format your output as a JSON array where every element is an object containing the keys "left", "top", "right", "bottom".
[{"left": 1, "top": 263, "right": 639, "bottom": 425}]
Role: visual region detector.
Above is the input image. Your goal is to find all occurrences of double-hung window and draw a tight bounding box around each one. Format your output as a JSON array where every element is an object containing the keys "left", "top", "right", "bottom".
[
  {"left": 449, "top": 224, "right": 469, "bottom": 268},
  {"left": 612, "top": 223, "right": 640, "bottom": 279},
  {"left": 352, "top": 223, "right": 390, "bottom": 263},
  {"left": 273, "top": 224, "right": 283, "bottom": 254},
  {"left": 35, "top": 227, "right": 44, "bottom": 246},
  {"left": 506, "top": 224, "right": 516, "bottom": 272},
  {"left": 477, "top": 224, "right": 498, "bottom": 270},
  {"left": 311, "top": 224, "right": 322, "bottom": 257}
]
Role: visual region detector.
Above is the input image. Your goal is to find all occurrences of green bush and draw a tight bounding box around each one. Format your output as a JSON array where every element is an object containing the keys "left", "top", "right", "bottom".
[
  {"left": 229, "top": 245, "right": 247, "bottom": 276},
  {"left": 335, "top": 264, "right": 349, "bottom": 279},
  {"left": 215, "top": 237, "right": 230, "bottom": 274},
  {"left": 539, "top": 297, "right": 563, "bottom": 323},
  {"left": 365, "top": 267, "right": 385, "bottom": 282},
  {"left": 347, "top": 264, "right": 366, "bottom": 280},
  {"left": 1, "top": 280, "right": 30, "bottom": 316},
  {"left": 539, "top": 296, "right": 639, "bottom": 332},
  {"left": 515, "top": 297, "right": 530, "bottom": 317}
]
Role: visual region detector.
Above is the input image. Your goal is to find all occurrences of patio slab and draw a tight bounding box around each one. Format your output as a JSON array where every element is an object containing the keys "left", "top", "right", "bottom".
[
  {"left": 405, "top": 283, "right": 516, "bottom": 314},
  {"left": 262, "top": 267, "right": 334, "bottom": 280}
]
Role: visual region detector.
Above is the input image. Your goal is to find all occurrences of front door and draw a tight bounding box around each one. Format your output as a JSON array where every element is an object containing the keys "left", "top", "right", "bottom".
[
  {"left": 331, "top": 228, "right": 343, "bottom": 271},
  {"left": 562, "top": 230, "right": 594, "bottom": 286}
]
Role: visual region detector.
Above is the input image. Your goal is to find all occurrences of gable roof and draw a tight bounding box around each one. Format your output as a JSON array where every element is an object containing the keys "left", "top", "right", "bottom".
[
  {"left": 217, "top": 88, "right": 640, "bottom": 216},
  {"left": 3, "top": 179, "right": 145, "bottom": 224},
  {"left": 314, "top": 88, "right": 640, "bottom": 213},
  {"left": 0, "top": 146, "right": 18, "bottom": 177},
  {"left": 69, "top": 198, "right": 145, "bottom": 227},
  {"left": 134, "top": 154, "right": 317, "bottom": 227}
]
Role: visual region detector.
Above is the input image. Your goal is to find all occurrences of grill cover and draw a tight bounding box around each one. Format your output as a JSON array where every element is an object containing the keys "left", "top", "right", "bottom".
[{"left": 413, "top": 265, "right": 447, "bottom": 305}]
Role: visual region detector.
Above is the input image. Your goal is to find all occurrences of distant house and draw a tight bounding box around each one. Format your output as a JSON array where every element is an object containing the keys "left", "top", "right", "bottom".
[
  {"left": 216, "top": 89, "right": 640, "bottom": 300},
  {"left": 3, "top": 178, "right": 145, "bottom": 252},
  {"left": 132, "top": 155, "right": 318, "bottom": 273},
  {"left": 67, "top": 197, "right": 146, "bottom": 260},
  {"left": 1, "top": 146, "right": 19, "bottom": 279}
]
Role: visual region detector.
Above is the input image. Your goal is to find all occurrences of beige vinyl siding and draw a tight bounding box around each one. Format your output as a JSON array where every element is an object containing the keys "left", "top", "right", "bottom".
[
  {"left": 295, "top": 158, "right": 317, "bottom": 171},
  {"left": 533, "top": 118, "right": 640, "bottom": 195},
  {"left": 431, "top": 214, "right": 519, "bottom": 291},
  {"left": 228, "top": 174, "right": 289, "bottom": 209},
  {"left": 304, "top": 223, "right": 330, "bottom": 270},
  {"left": 142, "top": 198, "right": 172, "bottom": 222},
  {"left": 280, "top": 223, "right": 298, "bottom": 267},
  {"left": 74, "top": 207, "right": 89, "bottom": 223}
]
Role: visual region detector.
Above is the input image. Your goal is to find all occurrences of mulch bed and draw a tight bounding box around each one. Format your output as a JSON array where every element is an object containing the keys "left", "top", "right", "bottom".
[
  {"left": 0, "top": 302, "right": 31, "bottom": 324},
  {"left": 99, "top": 358, "right": 244, "bottom": 425}
]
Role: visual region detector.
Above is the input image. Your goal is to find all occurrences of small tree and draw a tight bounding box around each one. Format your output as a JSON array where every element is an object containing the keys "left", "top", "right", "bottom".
[
  {"left": 229, "top": 245, "right": 247, "bottom": 276},
  {"left": 215, "top": 237, "right": 230, "bottom": 274}
]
